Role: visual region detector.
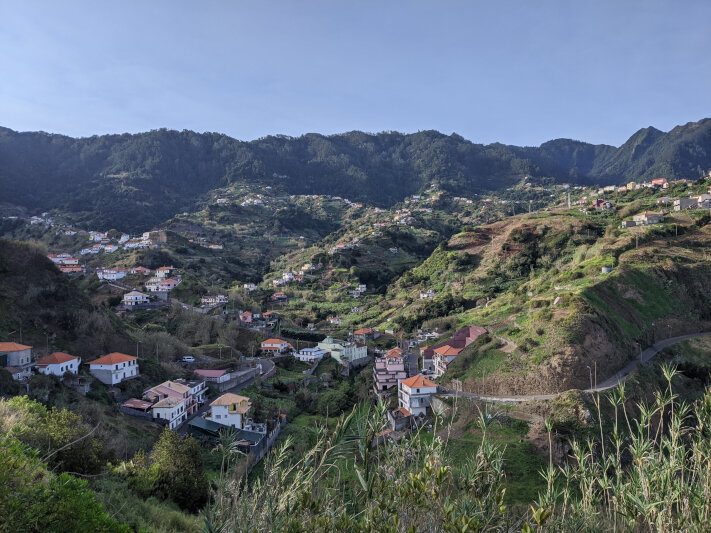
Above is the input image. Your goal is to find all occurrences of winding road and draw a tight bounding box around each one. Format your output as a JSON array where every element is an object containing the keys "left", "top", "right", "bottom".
[{"left": 440, "top": 332, "right": 711, "bottom": 404}]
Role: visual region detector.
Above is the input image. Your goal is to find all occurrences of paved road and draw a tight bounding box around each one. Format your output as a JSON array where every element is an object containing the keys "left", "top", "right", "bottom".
[{"left": 441, "top": 332, "right": 711, "bottom": 404}]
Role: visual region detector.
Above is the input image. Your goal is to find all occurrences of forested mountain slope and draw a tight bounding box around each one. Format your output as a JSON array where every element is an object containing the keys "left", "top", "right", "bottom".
[{"left": 1, "top": 118, "right": 709, "bottom": 231}]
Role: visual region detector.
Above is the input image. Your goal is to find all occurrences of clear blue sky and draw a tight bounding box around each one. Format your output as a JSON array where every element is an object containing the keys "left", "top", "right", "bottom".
[{"left": 1, "top": 1, "right": 709, "bottom": 146}]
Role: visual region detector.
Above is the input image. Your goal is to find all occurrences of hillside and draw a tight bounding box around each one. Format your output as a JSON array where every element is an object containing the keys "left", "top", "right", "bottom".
[
  {"left": 0, "top": 239, "right": 130, "bottom": 356},
  {"left": 364, "top": 196, "right": 711, "bottom": 394},
  {"left": 1, "top": 118, "right": 710, "bottom": 232}
]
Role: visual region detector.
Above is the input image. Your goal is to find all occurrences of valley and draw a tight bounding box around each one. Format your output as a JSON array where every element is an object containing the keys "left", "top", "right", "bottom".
[{"left": 2, "top": 122, "right": 711, "bottom": 532}]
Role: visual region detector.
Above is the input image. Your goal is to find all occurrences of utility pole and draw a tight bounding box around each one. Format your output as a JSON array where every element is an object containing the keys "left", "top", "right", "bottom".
[{"left": 567, "top": 192, "right": 571, "bottom": 209}]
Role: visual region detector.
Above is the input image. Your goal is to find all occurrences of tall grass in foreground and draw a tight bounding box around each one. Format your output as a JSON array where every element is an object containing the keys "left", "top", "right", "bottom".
[{"left": 203, "top": 364, "right": 711, "bottom": 532}]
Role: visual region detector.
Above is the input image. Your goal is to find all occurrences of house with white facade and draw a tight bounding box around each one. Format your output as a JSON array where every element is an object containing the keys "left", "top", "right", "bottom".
[
  {"left": 87, "top": 352, "right": 139, "bottom": 385},
  {"left": 204, "top": 393, "right": 252, "bottom": 429},
  {"left": 295, "top": 347, "right": 326, "bottom": 363},
  {"left": 317, "top": 336, "right": 369, "bottom": 367},
  {"left": 201, "top": 294, "right": 228, "bottom": 306},
  {"left": 96, "top": 268, "right": 127, "bottom": 281},
  {"left": 0, "top": 342, "right": 33, "bottom": 380},
  {"left": 398, "top": 375, "right": 438, "bottom": 417},
  {"left": 155, "top": 266, "right": 173, "bottom": 278},
  {"left": 261, "top": 338, "right": 292, "bottom": 354},
  {"left": 243, "top": 283, "right": 257, "bottom": 292},
  {"left": 35, "top": 352, "right": 81, "bottom": 377},
  {"left": 151, "top": 397, "right": 187, "bottom": 429},
  {"left": 123, "top": 291, "right": 150, "bottom": 307}
]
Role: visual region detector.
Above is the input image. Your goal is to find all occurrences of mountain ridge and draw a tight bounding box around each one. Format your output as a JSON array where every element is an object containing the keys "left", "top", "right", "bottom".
[{"left": 1, "top": 118, "right": 709, "bottom": 231}]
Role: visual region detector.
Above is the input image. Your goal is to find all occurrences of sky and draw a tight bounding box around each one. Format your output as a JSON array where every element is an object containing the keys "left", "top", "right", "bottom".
[{"left": 0, "top": 1, "right": 709, "bottom": 147}]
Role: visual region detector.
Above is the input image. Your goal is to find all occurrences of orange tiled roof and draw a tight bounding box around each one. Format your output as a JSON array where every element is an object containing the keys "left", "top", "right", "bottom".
[
  {"left": 262, "top": 338, "right": 286, "bottom": 345},
  {"left": 87, "top": 352, "right": 137, "bottom": 365},
  {"left": 0, "top": 342, "right": 32, "bottom": 352},
  {"left": 434, "top": 345, "right": 463, "bottom": 357},
  {"left": 400, "top": 375, "right": 437, "bottom": 389},
  {"left": 385, "top": 348, "right": 403, "bottom": 358},
  {"left": 36, "top": 352, "right": 79, "bottom": 365}
]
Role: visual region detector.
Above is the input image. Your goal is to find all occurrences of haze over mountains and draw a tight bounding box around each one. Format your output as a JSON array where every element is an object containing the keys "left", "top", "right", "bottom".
[{"left": 1, "top": 118, "right": 709, "bottom": 232}]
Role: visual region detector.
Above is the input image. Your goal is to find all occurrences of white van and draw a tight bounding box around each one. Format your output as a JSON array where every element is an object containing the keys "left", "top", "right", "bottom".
[{"left": 181, "top": 356, "right": 196, "bottom": 363}]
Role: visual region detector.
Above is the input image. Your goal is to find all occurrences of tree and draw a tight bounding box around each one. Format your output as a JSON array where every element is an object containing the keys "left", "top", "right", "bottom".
[{"left": 148, "top": 429, "right": 209, "bottom": 512}]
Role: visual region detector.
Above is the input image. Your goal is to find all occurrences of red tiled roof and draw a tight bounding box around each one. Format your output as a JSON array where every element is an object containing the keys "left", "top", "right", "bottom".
[
  {"left": 400, "top": 375, "right": 437, "bottom": 389},
  {"left": 262, "top": 338, "right": 286, "bottom": 345},
  {"left": 87, "top": 352, "right": 137, "bottom": 365},
  {"left": 393, "top": 407, "right": 411, "bottom": 417},
  {"left": 354, "top": 328, "right": 373, "bottom": 335},
  {"left": 36, "top": 352, "right": 79, "bottom": 366},
  {"left": 385, "top": 348, "right": 403, "bottom": 358},
  {"left": 194, "top": 369, "right": 228, "bottom": 378},
  {"left": 0, "top": 342, "right": 32, "bottom": 352},
  {"left": 121, "top": 398, "right": 152, "bottom": 410},
  {"left": 434, "top": 345, "right": 463, "bottom": 357}
]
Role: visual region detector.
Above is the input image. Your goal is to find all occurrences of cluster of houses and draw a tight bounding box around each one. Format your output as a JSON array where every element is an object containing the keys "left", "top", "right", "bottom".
[
  {"left": 239, "top": 310, "right": 278, "bottom": 329},
  {"left": 47, "top": 253, "right": 83, "bottom": 274},
  {"left": 121, "top": 378, "right": 208, "bottom": 430},
  {"left": 420, "top": 326, "right": 488, "bottom": 377},
  {"left": 0, "top": 343, "right": 139, "bottom": 386}
]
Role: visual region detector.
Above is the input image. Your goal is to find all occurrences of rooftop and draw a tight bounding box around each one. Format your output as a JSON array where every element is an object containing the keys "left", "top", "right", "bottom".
[
  {"left": 35, "top": 352, "right": 79, "bottom": 366},
  {"left": 87, "top": 352, "right": 137, "bottom": 365},
  {"left": 400, "top": 375, "right": 437, "bottom": 389},
  {"left": 0, "top": 342, "right": 32, "bottom": 352}
]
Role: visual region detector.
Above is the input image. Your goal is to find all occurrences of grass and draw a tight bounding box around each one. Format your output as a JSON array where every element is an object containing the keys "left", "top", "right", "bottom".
[{"left": 442, "top": 416, "right": 546, "bottom": 504}]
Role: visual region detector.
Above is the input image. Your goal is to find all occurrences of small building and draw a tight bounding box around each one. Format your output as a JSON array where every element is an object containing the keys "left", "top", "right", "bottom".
[
  {"left": 632, "top": 212, "right": 664, "bottom": 225},
  {"left": 295, "top": 347, "right": 326, "bottom": 363},
  {"left": 271, "top": 292, "right": 287, "bottom": 302},
  {"left": 317, "top": 336, "right": 369, "bottom": 368},
  {"left": 158, "top": 278, "right": 181, "bottom": 291},
  {"left": 0, "top": 342, "right": 33, "bottom": 369},
  {"left": 205, "top": 393, "right": 252, "bottom": 429},
  {"left": 96, "top": 268, "right": 127, "bottom": 281},
  {"left": 243, "top": 283, "right": 258, "bottom": 292},
  {"left": 433, "top": 345, "right": 464, "bottom": 378},
  {"left": 155, "top": 266, "right": 174, "bottom": 279},
  {"left": 194, "top": 369, "right": 231, "bottom": 384},
  {"left": 398, "top": 375, "right": 438, "bottom": 417},
  {"left": 87, "top": 352, "right": 139, "bottom": 385},
  {"left": 35, "top": 352, "right": 81, "bottom": 377},
  {"left": 123, "top": 291, "right": 150, "bottom": 307},
  {"left": 620, "top": 220, "right": 636, "bottom": 228},
  {"left": 239, "top": 311, "right": 253, "bottom": 323},
  {"left": 152, "top": 397, "right": 187, "bottom": 429},
  {"left": 201, "top": 294, "right": 228, "bottom": 306},
  {"left": 120, "top": 398, "right": 153, "bottom": 421},
  {"left": 130, "top": 266, "right": 152, "bottom": 276},
  {"left": 261, "top": 338, "right": 291, "bottom": 354},
  {"left": 353, "top": 327, "right": 379, "bottom": 342}
]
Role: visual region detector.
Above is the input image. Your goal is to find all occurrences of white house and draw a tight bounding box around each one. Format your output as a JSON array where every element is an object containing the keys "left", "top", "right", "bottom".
[
  {"left": 158, "top": 278, "right": 180, "bottom": 290},
  {"left": 0, "top": 342, "right": 32, "bottom": 368},
  {"left": 317, "top": 336, "right": 368, "bottom": 367},
  {"left": 398, "top": 375, "right": 438, "bottom": 417},
  {"left": 261, "top": 338, "right": 292, "bottom": 354},
  {"left": 151, "top": 397, "right": 187, "bottom": 429},
  {"left": 205, "top": 393, "right": 252, "bottom": 429},
  {"left": 123, "top": 291, "right": 150, "bottom": 307},
  {"left": 201, "top": 294, "right": 228, "bottom": 306},
  {"left": 87, "top": 352, "right": 139, "bottom": 385},
  {"left": 295, "top": 347, "right": 326, "bottom": 363},
  {"left": 35, "top": 352, "right": 81, "bottom": 376},
  {"left": 155, "top": 266, "right": 173, "bottom": 279},
  {"left": 96, "top": 268, "right": 127, "bottom": 281},
  {"left": 243, "top": 283, "right": 257, "bottom": 292}
]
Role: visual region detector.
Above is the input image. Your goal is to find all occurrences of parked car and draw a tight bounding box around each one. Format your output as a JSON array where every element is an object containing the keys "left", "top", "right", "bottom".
[{"left": 181, "top": 356, "right": 196, "bottom": 363}]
